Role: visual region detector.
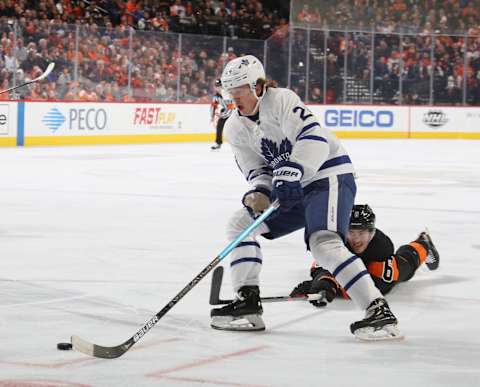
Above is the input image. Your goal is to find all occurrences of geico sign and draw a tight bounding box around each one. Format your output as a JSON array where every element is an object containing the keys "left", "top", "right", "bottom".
[
  {"left": 69, "top": 108, "right": 107, "bottom": 130},
  {"left": 0, "top": 113, "right": 6, "bottom": 126},
  {"left": 324, "top": 109, "right": 394, "bottom": 128}
]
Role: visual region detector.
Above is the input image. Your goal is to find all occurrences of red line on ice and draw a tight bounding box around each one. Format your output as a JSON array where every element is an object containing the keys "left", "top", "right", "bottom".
[
  {"left": 159, "top": 375, "right": 269, "bottom": 387},
  {"left": 147, "top": 345, "right": 268, "bottom": 385},
  {"left": 0, "top": 338, "right": 181, "bottom": 369}
]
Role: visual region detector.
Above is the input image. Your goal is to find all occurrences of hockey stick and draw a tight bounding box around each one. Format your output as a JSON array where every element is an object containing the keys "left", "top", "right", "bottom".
[
  {"left": 0, "top": 62, "right": 55, "bottom": 96},
  {"left": 71, "top": 200, "right": 280, "bottom": 359},
  {"left": 209, "top": 266, "right": 326, "bottom": 305}
]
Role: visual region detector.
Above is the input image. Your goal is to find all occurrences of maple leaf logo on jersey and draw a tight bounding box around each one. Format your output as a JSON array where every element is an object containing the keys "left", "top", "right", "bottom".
[{"left": 260, "top": 138, "right": 292, "bottom": 168}]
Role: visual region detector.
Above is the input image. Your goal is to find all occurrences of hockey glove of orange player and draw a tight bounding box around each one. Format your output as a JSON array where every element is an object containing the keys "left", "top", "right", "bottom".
[{"left": 290, "top": 267, "right": 340, "bottom": 307}]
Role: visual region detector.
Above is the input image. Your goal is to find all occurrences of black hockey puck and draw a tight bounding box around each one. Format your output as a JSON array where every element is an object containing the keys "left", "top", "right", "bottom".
[{"left": 57, "top": 342, "right": 73, "bottom": 350}]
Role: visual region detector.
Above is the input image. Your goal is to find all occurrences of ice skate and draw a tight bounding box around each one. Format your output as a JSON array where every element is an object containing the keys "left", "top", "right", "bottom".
[
  {"left": 210, "top": 286, "right": 265, "bottom": 331},
  {"left": 416, "top": 230, "right": 440, "bottom": 270},
  {"left": 211, "top": 143, "right": 221, "bottom": 150},
  {"left": 350, "top": 298, "right": 403, "bottom": 341}
]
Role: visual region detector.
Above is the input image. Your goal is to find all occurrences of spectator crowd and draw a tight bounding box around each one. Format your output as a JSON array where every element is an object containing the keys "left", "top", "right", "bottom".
[
  {"left": 0, "top": 0, "right": 480, "bottom": 105},
  {"left": 0, "top": 0, "right": 288, "bottom": 102},
  {"left": 295, "top": 0, "right": 480, "bottom": 36}
]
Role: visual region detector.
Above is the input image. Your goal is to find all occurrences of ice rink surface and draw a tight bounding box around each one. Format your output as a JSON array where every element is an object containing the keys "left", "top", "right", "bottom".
[{"left": 0, "top": 139, "right": 479, "bottom": 387}]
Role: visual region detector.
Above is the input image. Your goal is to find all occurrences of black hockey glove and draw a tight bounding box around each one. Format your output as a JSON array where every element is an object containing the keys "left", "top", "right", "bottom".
[{"left": 290, "top": 267, "right": 340, "bottom": 307}]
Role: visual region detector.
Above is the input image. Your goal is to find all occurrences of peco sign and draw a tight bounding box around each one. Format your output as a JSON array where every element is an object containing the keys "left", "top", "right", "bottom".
[{"left": 42, "top": 107, "right": 107, "bottom": 132}]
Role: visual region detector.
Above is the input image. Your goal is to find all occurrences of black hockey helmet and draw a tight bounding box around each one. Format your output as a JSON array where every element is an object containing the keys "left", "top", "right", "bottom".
[
  {"left": 214, "top": 78, "right": 222, "bottom": 87},
  {"left": 350, "top": 204, "right": 376, "bottom": 231}
]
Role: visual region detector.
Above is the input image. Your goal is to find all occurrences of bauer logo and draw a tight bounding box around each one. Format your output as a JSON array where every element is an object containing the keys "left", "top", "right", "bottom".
[
  {"left": 423, "top": 110, "right": 448, "bottom": 128},
  {"left": 42, "top": 108, "right": 66, "bottom": 132}
]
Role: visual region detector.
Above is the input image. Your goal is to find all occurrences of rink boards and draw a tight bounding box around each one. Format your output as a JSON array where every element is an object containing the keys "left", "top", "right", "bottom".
[
  {"left": 1, "top": 101, "right": 479, "bottom": 146},
  {"left": 0, "top": 102, "right": 18, "bottom": 146}
]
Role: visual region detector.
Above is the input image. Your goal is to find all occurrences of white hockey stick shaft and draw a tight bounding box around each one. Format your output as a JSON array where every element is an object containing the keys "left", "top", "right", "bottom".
[{"left": 0, "top": 62, "right": 55, "bottom": 96}]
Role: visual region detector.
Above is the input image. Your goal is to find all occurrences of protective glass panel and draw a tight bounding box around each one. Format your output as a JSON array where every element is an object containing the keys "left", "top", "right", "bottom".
[
  {"left": 132, "top": 30, "right": 179, "bottom": 102},
  {"left": 308, "top": 29, "right": 326, "bottom": 104},
  {"left": 289, "top": 28, "right": 308, "bottom": 100},
  {"left": 372, "top": 33, "right": 401, "bottom": 104},
  {"left": 401, "top": 35, "right": 431, "bottom": 105},
  {"left": 344, "top": 31, "right": 374, "bottom": 104},
  {"left": 466, "top": 35, "right": 480, "bottom": 106},
  {"left": 180, "top": 33, "right": 224, "bottom": 101},
  {"left": 325, "top": 31, "right": 345, "bottom": 104},
  {"left": 76, "top": 24, "right": 130, "bottom": 102},
  {"left": 12, "top": 21, "right": 77, "bottom": 100},
  {"left": 264, "top": 24, "right": 290, "bottom": 87}
]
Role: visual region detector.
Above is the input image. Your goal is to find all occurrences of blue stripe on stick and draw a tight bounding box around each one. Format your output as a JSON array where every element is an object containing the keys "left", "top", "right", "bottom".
[
  {"left": 332, "top": 255, "right": 358, "bottom": 277},
  {"left": 343, "top": 270, "right": 369, "bottom": 291},
  {"left": 231, "top": 257, "right": 263, "bottom": 267}
]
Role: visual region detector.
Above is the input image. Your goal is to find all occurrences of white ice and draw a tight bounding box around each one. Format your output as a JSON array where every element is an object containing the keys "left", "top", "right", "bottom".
[{"left": 0, "top": 140, "right": 479, "bottom": 387}]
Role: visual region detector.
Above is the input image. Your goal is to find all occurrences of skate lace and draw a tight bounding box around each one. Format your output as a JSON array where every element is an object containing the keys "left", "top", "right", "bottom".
[
  {"left": 425, "top": 251, "right": 436, "bottom": 264},
  {"left": 366, "top": 299, "right": 392, "bottom": 319},
  {"left": 232, "top": 294, "right": 246, "bottom": 305},
  {"left": 422, "top": 232, "right": 438, "bottom": 260}
]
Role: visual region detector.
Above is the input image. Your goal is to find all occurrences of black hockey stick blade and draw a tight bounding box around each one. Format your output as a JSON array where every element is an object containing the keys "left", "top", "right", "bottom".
[
  {"left": 210, "top": 266, "right": 224, "bottom": 305},
  {"left": 209, "top": 266, "right": 327, "bottom": 305}
]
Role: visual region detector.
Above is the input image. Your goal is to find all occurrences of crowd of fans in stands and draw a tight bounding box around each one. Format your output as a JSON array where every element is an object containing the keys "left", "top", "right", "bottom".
[
  {"left": 0, "top": 1, "right": 289, "bottom": 38},
  {"left": 295, "top": 0, "right": 480, "bottom": 35},
  {"left": 0, "top": 0, "right": 480, "bottom": 105}
]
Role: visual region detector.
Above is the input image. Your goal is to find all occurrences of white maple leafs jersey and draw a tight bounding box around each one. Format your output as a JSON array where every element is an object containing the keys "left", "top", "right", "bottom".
[{"left": 224, "top": 87, "right": 355, "bottom": 191}]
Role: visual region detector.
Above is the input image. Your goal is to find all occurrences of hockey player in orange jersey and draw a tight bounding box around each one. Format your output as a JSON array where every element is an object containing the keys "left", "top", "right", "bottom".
[{"left": 290, "top": 204, "right": 440, "bottom": 306}]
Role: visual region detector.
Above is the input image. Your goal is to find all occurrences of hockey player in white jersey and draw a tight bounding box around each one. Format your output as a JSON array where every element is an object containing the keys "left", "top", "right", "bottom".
[{"left": 210, "top": 54, "right": 402, "bottom": 341}]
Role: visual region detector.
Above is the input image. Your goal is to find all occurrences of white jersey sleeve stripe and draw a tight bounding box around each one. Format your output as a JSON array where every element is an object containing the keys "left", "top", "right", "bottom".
[
  {"left": 318, "top": 155, "right": 352, "bottom": 171},
  {"left": 295, "top": 122, "right": 322, "bottom": 141},
  {"left": 247, "top": 167, "right": 273, "bottom": 182},
  {"left": 298, "top": 135, "right": 328, "bottom": 143}
]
